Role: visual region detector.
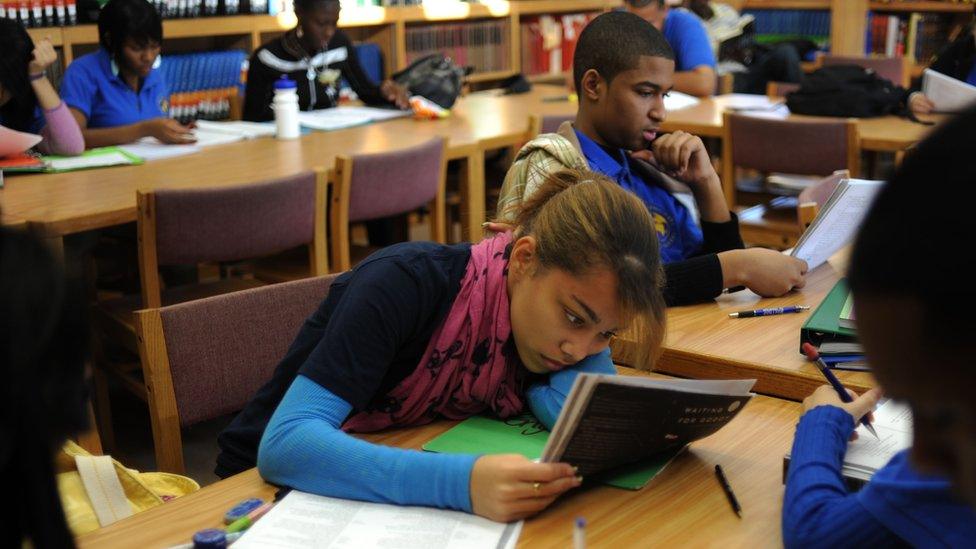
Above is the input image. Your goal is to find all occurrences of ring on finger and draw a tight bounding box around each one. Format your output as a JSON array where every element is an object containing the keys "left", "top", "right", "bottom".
[{"left": 532, "top": 482, "right": 541, "bottom": 493}]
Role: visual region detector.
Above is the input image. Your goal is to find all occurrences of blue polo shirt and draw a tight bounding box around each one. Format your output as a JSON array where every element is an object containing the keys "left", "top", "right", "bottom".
[
  {"left": 60, "top": 48, "right": 169, "bottom": 128},
  {"left": 664, "top": 8, "right": 716, "bottom": 72},
  {"left": 574, "top": 129, "right": 704, "bottom": 263}
]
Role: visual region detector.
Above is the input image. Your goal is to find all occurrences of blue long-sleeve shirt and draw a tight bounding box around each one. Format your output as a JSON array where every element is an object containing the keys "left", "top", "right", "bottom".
[
  {"left": 257, "top": 349, "right": 616, "bottom": 511},
  {"left": 783, "top": 406, "right": 976, "bottom": 548}
]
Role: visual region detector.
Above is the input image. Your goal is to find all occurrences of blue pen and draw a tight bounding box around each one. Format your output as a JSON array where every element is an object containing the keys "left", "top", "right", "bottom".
[
  {"left": 802, "top": 343, "right": 879, "bottom": 439},
  {"left": 728, "top": 305, "right": 810, "bottom": 318}
]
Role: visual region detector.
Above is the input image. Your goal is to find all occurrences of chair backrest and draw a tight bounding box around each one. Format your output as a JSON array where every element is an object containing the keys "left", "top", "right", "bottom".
[
  {"left": 330, "top": 137, "right": 447, "bottom": 271},
  {"left": 527, "top": 114, "right": 575, "bottom": 138},
  {"left": 766, "top": 81, "right": 801, "bottom": 98},
  {"left": 135, "top": 274, "right": 338, "bottom": 473},
  {"left": 138, "top": 170, "right": 328, "bottom": 307},
  {"left": 721, "top": 112, "right": 859, "bottom": 208},
  {"left": 820, "top": 54, "right": 909, "bottom": 88}
]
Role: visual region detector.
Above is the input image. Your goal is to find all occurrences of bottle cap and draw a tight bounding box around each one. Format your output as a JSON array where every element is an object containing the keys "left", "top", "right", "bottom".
[
  {"left": 192, "top": 528, "right": 227, "bottom": 548},
  {"left": 273, "top": 75, "right": 297, "bottom": 90}
]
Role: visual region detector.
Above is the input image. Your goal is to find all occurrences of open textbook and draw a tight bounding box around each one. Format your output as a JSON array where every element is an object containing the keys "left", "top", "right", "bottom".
[
  {"left": 922, "top": 68, "right": 976, "bottom": 113},
  {"left": 784, "top": 399, "right": 912, "bottom": 488},
  {"left": 540, "top": 374, "right": 756, "bottom": 477},
  {"left": 298, "top": 105, "right": 411, "bottom": 132},
  {"left": 234, "top": 490, "right": 521, "bottom": 549},
  {"left": 791, "top": 178, "right": 884, "bottom": 271}
]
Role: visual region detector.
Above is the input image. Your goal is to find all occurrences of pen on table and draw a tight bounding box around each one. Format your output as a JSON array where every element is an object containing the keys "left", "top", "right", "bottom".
[
  {"left": 728, "top": 305, "right": 810, "bottom": 318},
  {"left": 714, "top": 464, "right": 742, "bottom": 518},
  {"left": 226, "top": 501, "right": 275, "bottom": 533},
  {"left": 573, "top": 517, "right": 586, "bottom": 549},
  {"left": 802, "top": 342, "right": 880, "bottom": 439}
]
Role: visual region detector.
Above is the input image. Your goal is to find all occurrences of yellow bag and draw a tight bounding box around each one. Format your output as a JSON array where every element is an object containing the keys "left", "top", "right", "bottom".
[{"left": 56, "top": 441, "right": 199, "bottom": 536}]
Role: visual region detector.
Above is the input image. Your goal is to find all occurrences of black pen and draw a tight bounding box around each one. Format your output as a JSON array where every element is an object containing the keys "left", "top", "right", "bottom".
[{"left": 714, "top": 464, "right": 741, "bottom": 518}]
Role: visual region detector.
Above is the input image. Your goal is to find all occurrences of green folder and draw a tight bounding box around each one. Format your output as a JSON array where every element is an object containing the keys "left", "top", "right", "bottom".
[
  {"left": 42, "top": 146, "right": 143, "bottom": 173},
  {"left": 423, "top": 413, "right": 680, "bottom": 490},
  {"left": 800, "top": 278, "right": 857, "bottom": 351}
]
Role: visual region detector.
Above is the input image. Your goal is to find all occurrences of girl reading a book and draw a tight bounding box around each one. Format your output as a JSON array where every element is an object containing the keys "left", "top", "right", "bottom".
[
  {"left": 782, "top": 106, "right": 976, "bottom": 547},
  {"left": 60, "top": 0, "right": 196, "bottom": 147},
  {"left": 216, "top": 169, "right": 666, "bottom": 522},
  {"left": 0, "top": 19, "right": 84, "bottom": 156},
  {"left": 242, "top": 0, "right": 409, "bottom": 122}
]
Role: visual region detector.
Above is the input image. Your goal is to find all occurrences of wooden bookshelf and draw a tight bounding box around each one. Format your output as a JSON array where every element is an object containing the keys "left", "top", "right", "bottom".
[
  {"left": 26, "top": 27, "right": 64, "bottom": 46},
  {"left": 516, "top": 0, "right": 619, "bottom": 16},
  {"left": 740, "top": 0, "right": 831, "bottom": 8},
  {"left": 868, "top": 1, "right": 976, "bottom": 13}
]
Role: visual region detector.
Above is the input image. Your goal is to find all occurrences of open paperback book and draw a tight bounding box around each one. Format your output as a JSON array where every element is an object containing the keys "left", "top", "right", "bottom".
[
  {"left": 790, "top": 178, "right": 884, "bottom": 271},
  {"left": 234, "top": 490, "right": 521, "bottom": 549},
  {"left": 784, "top": 399, "right": 912, "bottom": 488},
  {"left": 539, "top": 374, "right": 756, "bottom": 478}
]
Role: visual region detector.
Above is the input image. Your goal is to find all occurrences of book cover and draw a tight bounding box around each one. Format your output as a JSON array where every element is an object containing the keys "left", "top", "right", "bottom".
[{"left": 423, "top": 413, "right": 679, "bottom": 490}]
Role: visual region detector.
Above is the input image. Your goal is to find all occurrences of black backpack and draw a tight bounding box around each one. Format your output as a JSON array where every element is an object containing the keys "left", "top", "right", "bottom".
[
  {"left": 786, "top": 64, "right": 909, "bottom": 118},
  {"left": 392, "top": 54, "right": 470, "bottom": 109}
]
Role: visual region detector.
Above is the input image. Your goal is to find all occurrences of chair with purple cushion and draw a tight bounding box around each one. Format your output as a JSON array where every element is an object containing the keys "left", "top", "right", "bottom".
[
  {"left": 331, "top": 136, "right": 447, "bottom": 271},
  {"left": 819, "top": 54, "right": 910, "bottom": 88},
  {"left": 527, "top": 114, "right": 575, "bottom": 138},
  {"left": 136, "top": 275, "right": 338, "bottom": 473},
  {"left": 93, "top": 171, "right": 327, "bottom": 448},
  {"left": 722, "top": 111, "right": 859, "bottom": 249},
  {"left": 766, "top": 81, "right": 801, "bottom": 98}
]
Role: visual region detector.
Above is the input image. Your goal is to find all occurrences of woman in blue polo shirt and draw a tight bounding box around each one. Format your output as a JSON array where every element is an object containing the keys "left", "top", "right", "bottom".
[{"left": 61, "top": 0, "right": 194, "bottom": 147}]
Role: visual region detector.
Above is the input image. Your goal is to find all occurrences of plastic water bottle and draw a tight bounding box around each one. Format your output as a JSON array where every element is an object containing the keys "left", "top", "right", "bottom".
[{"left": 272, "top": 75, "right": 299, "bottom": 140}]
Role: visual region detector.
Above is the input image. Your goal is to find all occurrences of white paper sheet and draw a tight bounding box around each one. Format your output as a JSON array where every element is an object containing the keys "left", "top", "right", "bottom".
[
  {"left": 46, "top": 151, "right": 135, "bottom": 171},
  {"left": 120, "top": 139, "right": 201, "bottom": 161},
  {"left": 791, "top": 178, "right": 884, "bottom": 270},
  {"left": 0, "top": 125, "right": 43, "bottom": 157},
  {"left": 193, "top": 119, "right": 277, "bottom": 139},
  {"left": 297, "top": 105, "right": 408, "bottom": 132},
  {"left": 845, "top": 400, "right": 912, "bottom": 473},
  {"left": 234, "top": 490, "right": 522, "bottom": 549},
  {"left": 663, "top": 91, "right": 700, "bottom": 112},
  {"left": 922, "top": 68, "right": 976, "bottom": 113}
]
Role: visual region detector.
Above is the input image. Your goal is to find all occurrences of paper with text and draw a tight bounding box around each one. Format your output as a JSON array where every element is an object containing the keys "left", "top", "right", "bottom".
[
  {"left": 234, "top": 490, "right": 522, "bottom": 549},
  {"left": 845, "top": 399, "right": 912, "bottom": 473},
  {"left": 922, "top": 68, "right": 976, "bottom": 113},
  {"left": 791, "top": 179, "right": 884, "bottom": 270}
]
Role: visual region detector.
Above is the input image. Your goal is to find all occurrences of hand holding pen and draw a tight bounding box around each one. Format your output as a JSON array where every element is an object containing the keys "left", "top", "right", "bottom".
[{"left": 802, "top": 343, "right": 882, "bottom": 439}]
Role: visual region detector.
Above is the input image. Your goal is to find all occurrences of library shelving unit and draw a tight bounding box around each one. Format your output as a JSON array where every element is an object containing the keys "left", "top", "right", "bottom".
[
  {"left": 864, "top": 1, "right": 974, "bottom": 79},
  {"left": 23, "top": 0, "right": 622, "bottom": 86}
]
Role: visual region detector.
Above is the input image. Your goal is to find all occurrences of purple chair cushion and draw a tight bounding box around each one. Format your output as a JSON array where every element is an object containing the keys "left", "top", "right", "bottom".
[
  {"left": 730, "top": 114, "right": 853, "bottom": 176},
  {"left": 153, "top": 171, "right": 317, "bottom": 266},
  {"left": 347, "top": 137, "right": 444, "bottom": 222},
  {"left": 158, "top": 275, "right": 337, "bottom": 427}
]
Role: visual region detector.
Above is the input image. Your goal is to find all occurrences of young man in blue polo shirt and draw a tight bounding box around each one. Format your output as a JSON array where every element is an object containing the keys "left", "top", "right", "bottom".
[
  {"left": 498, "top": 11, "right": 807, "bottom": 306},
  {"left": 61, "top": 0, "right": 194, "bottom": 148},
  {"left": 624, "top": 0, "right": 716, "bottom": 97}
]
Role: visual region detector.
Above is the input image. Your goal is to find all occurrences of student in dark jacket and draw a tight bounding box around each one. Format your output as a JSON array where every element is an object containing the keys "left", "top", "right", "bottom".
[
  {"left": 243, "top": 0, "right": 409, "bottom": 122},
  {"left": 909, "top": 17, "right": 975, "bottom": 115}
]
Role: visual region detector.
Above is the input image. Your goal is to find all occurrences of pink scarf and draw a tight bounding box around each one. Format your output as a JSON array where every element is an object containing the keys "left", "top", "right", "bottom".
[{"left": 342, "top": 233, "right": 526, "bottom": 432}]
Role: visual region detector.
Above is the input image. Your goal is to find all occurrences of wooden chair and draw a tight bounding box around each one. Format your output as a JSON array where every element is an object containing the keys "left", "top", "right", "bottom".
[
  {"left": 736, "top": 170, "right": 850, "bottom": 249},
  {"left": 135, "top": 275, "right": 338, "bottom": 473},
  {"left": 527, "top": 114, "right": 575, "bottom": 139},
  {"left": 818, "top": 54, "right": 911, "bottom": 88},
  {"left": 93, "top": 171, "right": 327, "bottom": 447},
  {"left": 765, "top": 80, "right": 801, "bottom": 98},
  {"left": 330, "top": 136, "right": 447, "bottom": 272},
  {"left": 721, "top": 112, "right": 859, "bottom": 249}
]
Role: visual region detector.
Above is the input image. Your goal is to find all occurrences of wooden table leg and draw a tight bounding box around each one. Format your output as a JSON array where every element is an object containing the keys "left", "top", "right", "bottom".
[{"left": 458, "top": 150, "right": 486, "bottom": 243}]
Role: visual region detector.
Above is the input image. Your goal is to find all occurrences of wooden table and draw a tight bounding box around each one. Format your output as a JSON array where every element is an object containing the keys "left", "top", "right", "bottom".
[
  {"left": 77, "top": 368, "right": 801, "bottom": 548},
  {"left": 661, "top": 94, "right": 941, "bottom": 153},
  {"left": 611, "top": 260, "right": 874, "bottom": 402}
]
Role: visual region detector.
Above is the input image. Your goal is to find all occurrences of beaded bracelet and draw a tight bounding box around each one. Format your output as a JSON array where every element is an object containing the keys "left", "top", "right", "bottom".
[{"left": 29, "top": 72, "right": 46, "bottom": 81}]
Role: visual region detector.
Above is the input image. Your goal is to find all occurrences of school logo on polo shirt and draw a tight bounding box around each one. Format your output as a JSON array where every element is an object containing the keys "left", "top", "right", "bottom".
[
  {"left": 159, "top": 97, "right": 169, "bottom": 114},
  {"left": 652, "top": 210, "right": 675, "bottom": 248}
]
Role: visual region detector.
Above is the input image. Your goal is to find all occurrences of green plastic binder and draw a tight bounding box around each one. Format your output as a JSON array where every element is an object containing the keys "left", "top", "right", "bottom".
[
  {"left": 800, "top": 278, "right": 858, "bottom": 352},
  {"left": 423, "top": 413, "right": 679, "bottom": 490}
]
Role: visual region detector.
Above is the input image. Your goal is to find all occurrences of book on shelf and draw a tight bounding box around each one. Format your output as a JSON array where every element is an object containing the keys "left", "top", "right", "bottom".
[
  {"left": 865, "top": 11, "right": 960, "bottom": 65},
  {"left": 784, "top": 399, "right": 912, "bottom": 489},
  {"left": 541, "top": 374, "right": 755, "bottom": 480},
  {"left": 406, "top": 19, "right": 510, "bottom": 75},
  {"left": 520, "top": 12, "right": 597, "bottom": 78}
]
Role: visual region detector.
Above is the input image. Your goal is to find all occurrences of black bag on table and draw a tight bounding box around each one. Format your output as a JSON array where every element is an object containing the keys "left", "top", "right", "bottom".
[
  {"left": 392, "top": 54, "right": 470, "bottom": 109},
  {"left": 786, "top": 64, "right": 909, "bottom": 118}
]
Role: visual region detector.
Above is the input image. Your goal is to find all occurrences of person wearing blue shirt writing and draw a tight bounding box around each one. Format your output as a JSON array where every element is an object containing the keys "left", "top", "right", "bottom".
[
  {"left": 782, "top": 106, "right": 976, "bottom": 547},
  {"left": 625, "top": 0, "right": 717, "bottom": 97},
  {"left": 61, "top": 0, "right": 195, "bottom": 148},
  {"left": 216, "top": 169, "right": 667, "bottom": 523}
]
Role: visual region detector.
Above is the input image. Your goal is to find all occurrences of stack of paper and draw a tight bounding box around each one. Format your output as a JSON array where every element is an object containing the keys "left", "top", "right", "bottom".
[
  {"left": 298, "top": 105, "right": 410, "bottom": 132},
  {"left": 234, "top": 490, "right": 521, "bottom": 549},
  {"left": 194, "top": 120, "right": 277, "bottom": 139}
]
